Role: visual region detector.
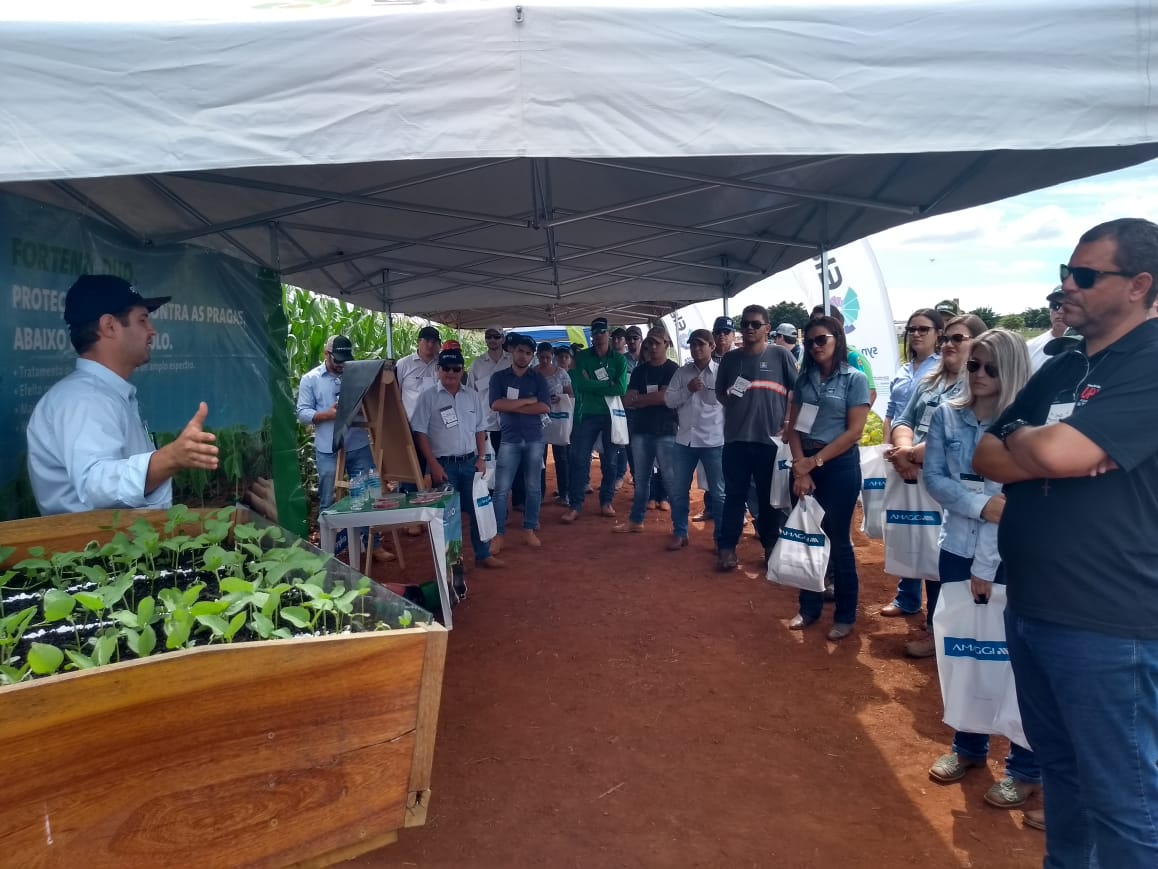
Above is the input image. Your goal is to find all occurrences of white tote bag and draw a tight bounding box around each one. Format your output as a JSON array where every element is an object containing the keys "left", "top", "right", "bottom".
[
  {"left": 544, "top": 395, "right": 574, "bottom": 446},
  {"left": 933, "top": 582, "right": 1014, "bottom": 735},
  {"left": 993, "top": 661, "right": 1030, "bottom": 749},
  {"left": 768, "top": 437, "right": 793, "bottom": 510},
  {"left": 858, "top": 445, "right": 888, "bottom": 540},
  {"left": 766, "top": 495, "right": 830, "bottom": 593},
  {"left": 883, "top": 469, "right": 942, "bottom": 578},
  {"left": 471, "top": 473, "right": 497, "bottom": 541},
  {"left": 605, "top": 395, "right": 629, "bottom": 446},
  {"left": 482, "top": 444, "right": 497, "bottom": 489}
]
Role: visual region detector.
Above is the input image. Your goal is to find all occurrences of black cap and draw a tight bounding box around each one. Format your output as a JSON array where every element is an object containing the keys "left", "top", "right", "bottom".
[
  {"left": 712, "top": 316, "right": 734, "bottom": 334},
  {"left": 511, "top": 334, "right": 536, "bottom": 350},
  {"left": 625, "top": 325, "right": 644, "bottom": 338},
  {"left": 1044, "top": 328, "right": 1082, "bottom": 357},
  {"left": 536, "top": 341, "right": 554, "bottom": 353},
  {"left": 610, "top": 327, "right": 627, "bottom": 340},
  {"left": 554, "top": 344, "right": 573, "bottom": 354},
  {"left": 1046, "top": 285, "right": 1064, "bottom": 304},
  {"left": 63, "top": 275, "right": 169, "bottom": 327},
  {"left": 590, "top": 317, "right": 609, "bottom": 334},
  {"left": 418, "top": 325, "right": 441, "bottom": 341},
  {"left": 327, "top": 334, "right": 354, "bottom": 362},
  {"left": 438, "top": 347, "right": 465, "bottom": 368}
]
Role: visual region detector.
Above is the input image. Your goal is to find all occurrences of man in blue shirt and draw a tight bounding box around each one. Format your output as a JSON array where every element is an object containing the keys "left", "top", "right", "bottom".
[
  {"left": 489, "top": 334, "right": 551, "bottom": 553},
  {"left": 27, "top": 274, "right": 219, "bottom": 515}
]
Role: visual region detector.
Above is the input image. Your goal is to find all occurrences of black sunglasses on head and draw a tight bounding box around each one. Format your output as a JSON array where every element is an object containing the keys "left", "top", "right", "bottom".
[
  {"left": 804, "top": 334, "right": 833, "bottom": 349},
  {"left": 1060, "top": 263, "right": 1137, "bottom": 290},
  {"left": 939, "top": 333, "right": 971, "bottom": 345},
  {"left": 740, "top": 319, "right": 767, "bottom": 330},
  {"left": 966, "top": 359, "right": 999, "bottom": 378}
]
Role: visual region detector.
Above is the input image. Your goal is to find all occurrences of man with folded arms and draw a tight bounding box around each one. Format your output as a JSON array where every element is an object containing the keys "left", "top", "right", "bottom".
[
  {"left": 489, "top": 334, "right": 551, "bottom": 553},
  {"left": 412, "top": 346, "right": 505, "bottom": 570},
  {"left": 561, "top": 317, "right": 629, "bottom": 523},
  {"left": 664, "top": 329, "right": 724, "bottom": 551}
]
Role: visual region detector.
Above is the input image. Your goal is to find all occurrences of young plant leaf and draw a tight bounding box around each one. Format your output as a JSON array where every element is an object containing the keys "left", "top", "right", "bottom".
[
  {"left": 65, "top": 649, "right": 96, "bottom": 670},
  {"left": 280, "top": 607, "right": 311, "bottom": 629},
  {"left": 224, "top": 611, "right": 247, "bottom": 642},
  {"left": 138, "top": 624, "right": 157, "bottom": 657},
  {"left": 250, "top": 613, "right": 274, "bottom": 639},
  {"left": 27, "top": 642, "right": 64, "bottom": 676},
  {"left": 42, "top": 589, "right": 76, "bottom": 622},
  {"left": 196, "top": 614, "right": 230, "bottom": 638},
  {"left": 92, "top": 631, "right": 119, "bottom": 667}
]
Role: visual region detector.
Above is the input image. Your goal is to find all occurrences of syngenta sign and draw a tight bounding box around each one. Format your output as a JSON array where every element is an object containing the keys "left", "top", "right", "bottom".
[
  {"left": 943, "top": 637, "right": 1009, "bottom": 661},
  {"left": 885, "top": 510, "right": 942, "bottom": 525}
]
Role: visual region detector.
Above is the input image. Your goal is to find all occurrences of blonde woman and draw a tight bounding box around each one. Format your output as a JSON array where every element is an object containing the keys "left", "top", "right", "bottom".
[{"left": 922, "top": 329, "right": 1040, "bottom": 811}]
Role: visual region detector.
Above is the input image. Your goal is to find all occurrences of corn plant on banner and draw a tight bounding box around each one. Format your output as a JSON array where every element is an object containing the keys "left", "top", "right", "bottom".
[{"left": 0, "top": 191, "right": 306, "bottom": 532}]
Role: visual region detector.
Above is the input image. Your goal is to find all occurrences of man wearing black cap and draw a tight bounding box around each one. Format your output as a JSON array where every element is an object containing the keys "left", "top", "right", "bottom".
[
  {"left": 623, "top": 325, "right": 644, "bottom": 372},
  {"left": 397, "top": 325, "right": 442, "bottom": 422},
  {"left": 712, "top": 316, "right": 736, "bottom": 362},
  {"left": 26, "top": 274, "right": 218, "bottom": 515},
  {"left": 411, "top": 346, "right": 504, "bottom": 570},
  {"left": 1026, "top": 286, "right": 1069, "bottom": 372},
  {"left": 561, "top": 317, "right": 629, "bottom": 523}
]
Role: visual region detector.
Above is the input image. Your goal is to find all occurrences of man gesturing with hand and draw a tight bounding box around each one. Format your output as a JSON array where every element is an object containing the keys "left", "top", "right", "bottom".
[{"left": 27, "top": 274, "right": 218, "bottom": 515}]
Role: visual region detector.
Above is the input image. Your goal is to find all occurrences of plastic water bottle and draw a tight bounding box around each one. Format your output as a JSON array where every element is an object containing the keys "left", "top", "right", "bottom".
[
  {"left": 350, "top": 472, "right": 366, "bottom": 509},
  {"left": 367, "top": 470, "right": 381, "bottom": 502}
]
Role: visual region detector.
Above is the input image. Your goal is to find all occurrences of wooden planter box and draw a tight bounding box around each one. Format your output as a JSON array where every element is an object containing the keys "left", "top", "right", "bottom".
[{"left": 0, "top": 510, "right": 447, "bottom": 868}]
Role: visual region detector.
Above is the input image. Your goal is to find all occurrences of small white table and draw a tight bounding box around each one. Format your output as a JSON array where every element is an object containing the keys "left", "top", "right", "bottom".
[{"left": 319, "top": 493, "right": 460, "bottom": 629}]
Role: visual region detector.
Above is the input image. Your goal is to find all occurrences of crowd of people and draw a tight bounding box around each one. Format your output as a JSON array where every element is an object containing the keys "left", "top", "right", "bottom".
[{"left": 24, "top": 217, "right": 1158, "bottom": 869}]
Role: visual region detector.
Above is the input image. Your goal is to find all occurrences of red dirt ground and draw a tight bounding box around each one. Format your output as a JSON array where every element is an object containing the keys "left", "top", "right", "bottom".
[{"left": 347, "top": 458, "right": 1045, "bottom": 869}]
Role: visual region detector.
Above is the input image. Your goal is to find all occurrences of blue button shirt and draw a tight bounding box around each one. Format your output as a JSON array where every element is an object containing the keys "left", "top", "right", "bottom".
[
  {"left": 295, "top": 362, "right": 369, "bottom": 454},
  {"left": 886, "top": 354, "right": 940, "bottom": 421},
  {"left": 26, "top": 359, "right": 172, "bottom": 515},
  {"left": 792, "top": 363, "right": 870, "bottom": 445},
  {"left": 893, "top": 375, "right": 964, "bottom": 444}
]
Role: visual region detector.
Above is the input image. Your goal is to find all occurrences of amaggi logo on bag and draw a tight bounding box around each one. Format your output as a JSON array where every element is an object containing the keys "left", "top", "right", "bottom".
[
  {"left": 781, "top": 527, "right": 826, "bottom": 547},
  {"left": 886, "top": 510, "right": 941, "bottom": 525},
  {"left": 863, "top": 477, "right": 885, "bottom": 490},
  {"left": 777, "top": 457, "right": 792, "bottom": 471},
  {"left": 549, "top": 411, "right": 569, "bottom": 419},
  {"left": 476, "top": 493, "right": 492, "bottom": 508},
  {"left": 944, "top": 637, "right": 1009, "bottom": 661},
  {"left": 611, "top": 408, "right": 627, "bottom": 418}
]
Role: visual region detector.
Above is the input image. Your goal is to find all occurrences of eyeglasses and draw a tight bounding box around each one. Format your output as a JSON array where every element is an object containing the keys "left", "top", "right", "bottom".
[
  {"left": 939, "top": 333, "right": 971, "bottom": 345},
  {"left": 804, "top": 334, "right": 833, "bottom": 349},
  {"left": 965, "top": 359, "right": 999, "bottom": 378},
  {"left": 1060, "top": 263, "right": 1137, "bottom": 289},
  {"left": 1049, "top": 301, "right": 1064, "bottom": 312},
  {"left": 485, "top": 333, "right": 502, "bottom": 340},
  {"left": 441, "top": 366, "right": 463, "bottom": 373},
  {"left": 740, "top": 319, "right": 768, "bottom": 330},
  {"left": 906, "top": 325, "right": 934, "bottom": 335}
]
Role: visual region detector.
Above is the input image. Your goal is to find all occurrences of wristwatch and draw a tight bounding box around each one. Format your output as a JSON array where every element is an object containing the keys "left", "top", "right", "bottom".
[
  {"left": 997, "top": 418, "right": 1031, "bottom": 448},
  {"left": 813, "top": 455, "right": 825, "bottom": 468}
]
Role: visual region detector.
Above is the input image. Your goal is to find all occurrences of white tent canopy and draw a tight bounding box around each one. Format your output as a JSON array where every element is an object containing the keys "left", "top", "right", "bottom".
[{"left": 3, "top": 0, "right": 1156, "bottom": 327}]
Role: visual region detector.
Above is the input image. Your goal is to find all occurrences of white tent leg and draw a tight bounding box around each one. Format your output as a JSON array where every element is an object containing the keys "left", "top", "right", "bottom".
[
  {"left": 382, "top": 269, "right": 395, "bottom": 359},
  {"left": 821, "top": 246, "right": 831, "bottom": 315}
]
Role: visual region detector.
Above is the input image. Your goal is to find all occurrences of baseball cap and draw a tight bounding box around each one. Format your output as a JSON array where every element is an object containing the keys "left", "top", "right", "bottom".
[
  {"left": 712, "top": 316, "right": 734, "bottom": 334},
  {"left": 1046, "top": 285, "right": 1064, "bottom": 304},
  {"left": 554, "top": 344, "right": 573, "bottom": 355},
  {"left": 610, "top": 327, "right": 627, "bottom": 340},
  {"left": 1044, "top": 328, "right": 1082, "bottom": 357},
  {"left": 326, "top": 334, "right": 354, "bottom": 363},
  {"left": 510, "top": 334, "right": 536, "bottom": 350},
  {"left": 438, "top": 347, "right": 465, "bottom": 368},
  {"left": 484, "top": 328, "right": 503, "bottom": 339},
  {"left": 536, "top": 341, "right": 554, "bottom": 353},
  {"left": 774, "top": 323, "right": 798, "bottom": 339},
  {"left": 590, "top": 317, "right": 609, "bottom": 334},
  {"left": 63, "top": 275, "right": 170, "bottom": 327},
  {"left": 645, "top": 326, "right": 670, "bottom": 345},
  {"left": 688, "top": 328, "right": 714, "bottom": 346},
  {"left": 418, "top": 325, "right": 441, "bottom": 341},
  {"left": 625, "top": 325, "right": 644, "bottom": 339}
]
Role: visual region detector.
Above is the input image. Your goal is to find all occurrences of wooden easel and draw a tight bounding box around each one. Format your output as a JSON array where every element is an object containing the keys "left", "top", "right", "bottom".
[{"left": 334, "top": 360, "right": 426, "bottom": 574}]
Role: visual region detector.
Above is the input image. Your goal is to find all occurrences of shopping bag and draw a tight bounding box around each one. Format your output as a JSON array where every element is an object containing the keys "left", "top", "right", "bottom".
[
  {"left": 859, "top": 445, "right": 888, "bottom": 539},
  {"left": 993, "top": 659, "right": 1030, "bottom": 750},
  {"left": 883, "top": 469, "right": 942, "bottom": 578},
  {"left": 769, "top": 437, "right": 793, "bottom": 509},
  {"left": 471, "top": 473, "right": 497, "bottom": 541},
  {"left": 933, "top": 582, "right": 1013, "bottom": 735},
  {"left": 605, "top": 395, "right": 629, "bottom": 445},
  {"left": 545, "top": 395, "right": 574, "bottom": 446},
  {"left": 482, "top": 444, "right": 497, "bottom": 488},
  {"left": 766, "top": 495, "right": 830, "bottom": 592}
]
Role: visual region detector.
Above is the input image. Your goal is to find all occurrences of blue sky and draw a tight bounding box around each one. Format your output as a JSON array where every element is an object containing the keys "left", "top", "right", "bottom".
[{"left": 865, "top": 158, "right": 1158, "bottom": 317}]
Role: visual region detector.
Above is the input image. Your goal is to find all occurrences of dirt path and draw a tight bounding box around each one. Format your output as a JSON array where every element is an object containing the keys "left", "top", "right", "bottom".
[{"left": 350, "top": 463, "right": 1044, "bottom": 869}]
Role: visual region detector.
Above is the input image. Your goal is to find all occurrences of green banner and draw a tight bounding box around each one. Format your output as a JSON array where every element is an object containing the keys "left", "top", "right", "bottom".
[{"left": 1, "top": 191, "right": 305, "bottom": 533}]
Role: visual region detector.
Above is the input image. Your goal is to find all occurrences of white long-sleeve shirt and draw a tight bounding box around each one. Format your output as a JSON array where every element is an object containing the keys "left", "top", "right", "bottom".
[
  {"left": 468, "top": 351, "right": 511, "bottom": 431},
  {"left": 664, "top": 359, "right": 724, "bottom": 448},
  {"left": 396, "top": 353, "right": 440, "bottom": 422},
  {"left": 26, "top": 358, "right": 172, "bottom": 515}
]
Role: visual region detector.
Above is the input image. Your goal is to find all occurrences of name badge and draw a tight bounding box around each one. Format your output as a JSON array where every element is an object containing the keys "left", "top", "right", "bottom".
[
  {"left": 506, "top": 386, "right": 520, "bottom": 401},
  {"left": 795, "top": 402, "right": 819, "bottom": 434},
  {"left": 1046, "top": 402, "right": 1075, "bottom": 423},
  {"left": 595, "top": 367, "right": 609, "bottom": 382},
  {"left": 959, "top": 472, "right": 985, "bottom": 495},
  {"left": 646, "top": 384, "right": 659, "bottom": 394},
  {"left": 439, "top": 406, "right": 459, "bottom": 428},
  {"left": 729, "top": 376, "right": 751, "bottom": 397},
  {"left": 915, "top": 400, "right": 937, "bottom": 436}
]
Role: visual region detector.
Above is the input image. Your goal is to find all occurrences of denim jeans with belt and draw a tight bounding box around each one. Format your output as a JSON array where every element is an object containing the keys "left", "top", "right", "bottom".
[
  {"left": 440, "top": 455, "right": 492, "bottom": 562},
  {"left": 493, "top": 439, "right": 545, "bottom": 533},
  {"left": 629, "top": 433, "right": 675, "bottom": 524},
  {"left": 670, "top": 443, "right": 724, "bottom": 546},
  {"left": 797, "top": 446, "right": 861, "bottom": 625},
  {"left": 1007, "top": 608, "right": 1158, "bottom": 868},
  {"left": 568, "top": 413, "right": 616, "bottom": 511}
]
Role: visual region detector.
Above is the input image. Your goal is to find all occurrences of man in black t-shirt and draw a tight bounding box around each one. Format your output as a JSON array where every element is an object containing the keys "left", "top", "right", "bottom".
[
  {"left": 974, "top": 218, "right": 1158, "bottom": 866},
  {"left": 714, "top": 304, "right": 797, "bottom": 570},
  {"left": 615, "top": 327, "right": 678, "bottom": 533}
]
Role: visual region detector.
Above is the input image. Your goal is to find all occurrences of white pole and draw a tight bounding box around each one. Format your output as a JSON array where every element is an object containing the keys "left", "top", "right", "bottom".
[
  {"left": 821, "top": 246, "right": 831, "bottom": 315},
  {"left": 382, "top": 270, "right": 395, "bottom": 359}
]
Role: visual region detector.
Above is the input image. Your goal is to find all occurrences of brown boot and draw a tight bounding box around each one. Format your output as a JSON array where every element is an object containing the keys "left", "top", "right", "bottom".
[
  {"left": 1023, "top": 809, "right": 1046, "bottom": 831},
  {"left": 665, "top": 535, "right": 688, "bottom": 551},
  {"left": 524, "top": 530, "right": 542, "bottom": 549},
  {"left": 490, "top": 534, "right": 504, "bottom": 555},
  {"left": 905, "top": 634, "right": 937, "bottom": 659}
]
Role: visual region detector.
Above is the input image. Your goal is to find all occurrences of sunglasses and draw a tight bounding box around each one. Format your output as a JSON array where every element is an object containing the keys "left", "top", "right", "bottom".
[
  {"left": 966, "top": 359, "right": 999, "bottom": 378},
  {"left": 939, "top": 333, "right": 971, "bottom": 345},
  {"left": 1060, "top": 263, "right": 1137, "bottom": 289},
  {"left": 441, "top": 366, "right": 463, "bottom": 373},
  {"left": 740, "top": 319, "right": 767, "bottom": 330},
  {"left": 1049, "top": 301, "right": 1063, "bottom": 312},
  {"left": 906, "top": 325, "right": 934, "bottom": 335},
  {"left": 804, "top": 334, "right": 833, "bottom": 349},
  {"left": 485, "top": 333, "right": 502, "bottom": 340}
]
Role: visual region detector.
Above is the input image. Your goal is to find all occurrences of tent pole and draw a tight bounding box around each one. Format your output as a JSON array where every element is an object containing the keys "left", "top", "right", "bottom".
[
  {"left": 721, "top": 254, "right": 730, "bottom": 317},
  {"left": 382, "top": 269, "right": 395, "bottom": 359},
  {"left": 268, "top": 221, "right": 280, "bottom": 272},
  {"left": 821, "top": 246, "right": 831, "bottom": 315}
]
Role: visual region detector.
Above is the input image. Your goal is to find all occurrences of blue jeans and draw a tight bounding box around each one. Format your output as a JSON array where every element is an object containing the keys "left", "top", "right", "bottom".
[
  {"left": 629, "top": 434, "right": 675, "bottom": 524},
  {"left": 720, "top": 441, "right": 779, "bottom": 551},
  {"left": 1007, "top": 609, "right": 1158, "bottom": 868},
  {"left": 493, "top": 440, "right": 544, "bottom": 534},
  {"left": 441, "top": 456, "right": 491, "bottom": 561},
  {"left": 892, "top": 577, "right": 924, "bottom": 615},
  {"left": 317, "top": 445, "right": 375, "bottom": 548},
  {"left": 797, "top": 447, "right": 861, "bottom": 625},
  {"left": 568, "top": 414, "right": 616, "bottom": 512},
  {"left": 670, "top": 443, "right": 724, "bottom": 544},
  {"left": 552, "top": 444, "right": 570, "bottom": 497},
  {"left": 614, "top": 443, "right": 631, "bottom": 483}
]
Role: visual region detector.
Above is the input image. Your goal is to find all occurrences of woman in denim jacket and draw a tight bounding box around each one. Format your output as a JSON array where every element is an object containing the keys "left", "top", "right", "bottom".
[{"left": 922, "top": 328, "right": 1041, "bottom": 813}]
